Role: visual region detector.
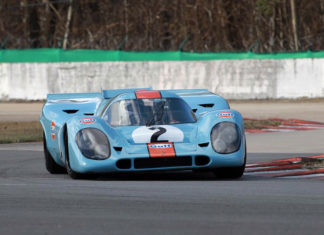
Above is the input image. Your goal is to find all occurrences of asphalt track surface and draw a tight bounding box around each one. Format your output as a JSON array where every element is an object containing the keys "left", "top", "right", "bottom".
[{"left": 1, "top": 129, "right": 324, "bottom": 235}]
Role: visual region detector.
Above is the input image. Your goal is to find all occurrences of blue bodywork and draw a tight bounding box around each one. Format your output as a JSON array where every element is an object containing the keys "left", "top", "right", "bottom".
[{"left": 40, "top": 88, "right": 246, "bottom": 175}]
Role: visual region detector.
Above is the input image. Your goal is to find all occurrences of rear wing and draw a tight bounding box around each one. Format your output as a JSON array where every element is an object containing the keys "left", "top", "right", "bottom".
[
  {"left": 47, "top": 92, "right": 102, "bottom": 102},
  {"left": 43, "top": 89, "right": 229, "bottom": 117},
  {"left": 166, "top": 89, "right": 230, "bottom": 115},
  {"left": 44, "top": 92, "right": 103, "bottom": 117}
]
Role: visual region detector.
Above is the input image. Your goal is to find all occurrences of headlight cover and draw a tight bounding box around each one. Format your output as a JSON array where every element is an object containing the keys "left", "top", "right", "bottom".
[
  {"left": 75, "top": 128, "right": 110, "bottom": 160},
  {"left": 211, "top": 122, "right": 241, "bottom": 154}
]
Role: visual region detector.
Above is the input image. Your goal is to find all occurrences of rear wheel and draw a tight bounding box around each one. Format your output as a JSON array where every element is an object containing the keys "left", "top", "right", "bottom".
[{"left": 43, "top": 133, "right": 66, "bottom": 174}]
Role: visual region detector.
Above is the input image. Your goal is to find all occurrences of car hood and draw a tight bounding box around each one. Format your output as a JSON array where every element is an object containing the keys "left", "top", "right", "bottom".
[{"left": 114, "top": 124, "right": 198, "bottom": 145}]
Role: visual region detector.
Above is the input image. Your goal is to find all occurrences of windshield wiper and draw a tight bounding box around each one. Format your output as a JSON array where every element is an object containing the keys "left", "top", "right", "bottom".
[{"left": 146, "top": 101, "right": 165, "bottom": 126}]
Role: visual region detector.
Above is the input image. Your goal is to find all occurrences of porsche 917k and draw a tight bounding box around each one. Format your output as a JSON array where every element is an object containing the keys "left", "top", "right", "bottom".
[{"left": 40, "top": 89, "right": 246, "bottom": 179}]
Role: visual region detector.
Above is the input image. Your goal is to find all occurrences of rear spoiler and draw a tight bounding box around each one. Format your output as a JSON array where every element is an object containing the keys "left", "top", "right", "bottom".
[
  {"left": 47, "top": 92, "right": 102, "bottom": 102},
  {"left": 166, "top": 89, "right": 230, "bottom": 114},
  {"left": 165, "top": 89, "right": 211, "bottom": 97}
]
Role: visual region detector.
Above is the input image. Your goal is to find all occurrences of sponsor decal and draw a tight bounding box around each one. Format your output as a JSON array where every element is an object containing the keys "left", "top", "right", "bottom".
[
  {"left": 135, "top": 90, "right": 161, "bottom": 99},
  {"left": 148, "top": 143, "right": 172, "bottom": 148},
  {"left": 80, "top": 118, "right": 96, "bottom": 124},
  {"left": 51, "top": 121, "right": 55, "bottom": 131},
  {"left": 217, "top": 112, "right": 233, "bottom": 118},
  {"left": 132, "top": 125, "right": 184, "bottom": 143},
  {"left": 51, "top": 121, "right": 55, "bottom": 140},
  {"left": 147, "top": 142, "right": 175, "bottom": 158}
]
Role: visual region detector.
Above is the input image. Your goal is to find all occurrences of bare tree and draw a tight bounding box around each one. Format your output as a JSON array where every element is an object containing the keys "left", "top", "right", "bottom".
[{"left": 0, "top": 0, "right": 323, "bottom": 52}]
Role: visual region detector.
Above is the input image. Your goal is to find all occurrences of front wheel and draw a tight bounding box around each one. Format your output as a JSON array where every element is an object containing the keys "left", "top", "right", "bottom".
[
  {"left": 213, "top": 165, "right": 245, "bottom": 179},
  {"left": 65, "top": 156, "right": 83, "bottom": 179},
  {"left": 213, "top": 145, "right": 247, "bottom": 179},
  {"left": 63, "top": 127, "right": 83, "bottom": 179}
]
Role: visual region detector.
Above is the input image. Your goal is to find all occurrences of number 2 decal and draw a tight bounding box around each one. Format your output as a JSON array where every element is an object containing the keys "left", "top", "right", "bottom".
[
  {"left": 132, "top": 125, "right": 184, "bottom": 144},
  {"left": 149, "top": 127, "right": 167, "bottom": 142}
]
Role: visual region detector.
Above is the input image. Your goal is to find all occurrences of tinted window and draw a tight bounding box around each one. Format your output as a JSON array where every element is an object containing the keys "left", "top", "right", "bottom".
[{"left": 104, "top": 98, "right": 196, "bottom": 126}]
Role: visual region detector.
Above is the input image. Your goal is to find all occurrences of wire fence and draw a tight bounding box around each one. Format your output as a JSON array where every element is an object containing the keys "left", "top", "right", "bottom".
[{"left": 1, "top": 0, "right": 324, "bottom": 52}]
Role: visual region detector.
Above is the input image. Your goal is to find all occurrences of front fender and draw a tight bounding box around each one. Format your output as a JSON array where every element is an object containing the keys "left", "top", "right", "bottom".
[
  {"left": 196, "top": 109, "right": 245, "bottom": 147},
  {"left": 65, "top": 116, "right": 126, "bottom": 173}
]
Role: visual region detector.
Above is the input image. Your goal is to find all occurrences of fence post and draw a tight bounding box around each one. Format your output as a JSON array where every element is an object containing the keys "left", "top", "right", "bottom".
[
  {"left": 178, "top": 35, "right": 190, "bottom": 51},
  {"left": 290, "top": 0, "right": 299, "bottom": 51},
  {"left": 117, "top": 35, "right": 129, "bottom": 50}
]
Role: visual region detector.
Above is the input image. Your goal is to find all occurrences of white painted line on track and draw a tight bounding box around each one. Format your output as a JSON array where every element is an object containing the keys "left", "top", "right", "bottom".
[
  {"left": 244, "top": 169, "right": 306, "bottom": 175},
  {"left": 278, "top": 173, "right": 324, "bottom": 179},
  {"left": 0, "top": 148, "right": 42, "bottom": 151}
]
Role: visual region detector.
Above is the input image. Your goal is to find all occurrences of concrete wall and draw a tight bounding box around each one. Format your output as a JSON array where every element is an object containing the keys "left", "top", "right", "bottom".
[{"left": 0, "top": 58, "right": 323, "bottom": 100}]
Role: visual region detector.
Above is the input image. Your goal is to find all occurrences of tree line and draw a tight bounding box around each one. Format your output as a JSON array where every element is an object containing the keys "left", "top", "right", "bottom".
[{"left": 0, "top": 0, "right": 323, "bottom": 52}]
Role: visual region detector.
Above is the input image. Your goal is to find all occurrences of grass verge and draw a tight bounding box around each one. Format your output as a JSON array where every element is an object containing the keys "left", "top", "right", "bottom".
[
  {"left": 301, "top": 158, "right": 324, "bottom": 169},
  {"left": 0, "top": 121, "right": 43, "bottom": 144},
  {"left": 243, "top": 119, "right": 281, "bottom": 130},
  {"left": 0, "top": 119, "right": 281, "bottom": 144}
]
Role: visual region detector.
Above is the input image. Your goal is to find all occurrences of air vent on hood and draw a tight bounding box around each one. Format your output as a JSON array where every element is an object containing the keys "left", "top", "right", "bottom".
[
  {"left": 199, "top": 103, "right": 214, "bottom": 108},
  {"left": 198, "top": 142, "right": 209, "bottom": 147},
  {"left": 113, "top": 146, "right": 123, "bottom": 152},
  {"left": 63, "top": 109, "right": 78, "bottom": 114},
  {"left": 84, "top": 113, "right": 94, "bottom": 116}
]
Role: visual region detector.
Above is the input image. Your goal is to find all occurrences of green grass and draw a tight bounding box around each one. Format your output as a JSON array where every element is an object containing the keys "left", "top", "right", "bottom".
[
  {"left": 0, "top": 119, "right": 281, "bottom": 144},
  {"left": 0, "top": 121, "right": 43, "bottom": 144},
  {"left": 301, "top": 158, "right": 324, "bottom": 169},
  {"left": 243, "top": 119, "right": 281, "bottom": 130}
]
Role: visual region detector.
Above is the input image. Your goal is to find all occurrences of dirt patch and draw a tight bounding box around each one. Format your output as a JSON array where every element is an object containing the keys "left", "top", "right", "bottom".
[
  {"left": 244, "top": 119, "right": 281, "bottom": 130},
  {"left": 0, "top": 121, "right": 43, "bottom": 144},
  {"left": 301, "top": 158, "right": 324, "bottom": 169},
  {"left": 0, "top": 119, "right": 284, "bottom": 144}
]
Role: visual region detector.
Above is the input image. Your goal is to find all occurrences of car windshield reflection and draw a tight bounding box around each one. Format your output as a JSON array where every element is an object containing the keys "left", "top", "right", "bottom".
[{"left": 104, "top": 98, "right": 196, "bottom": 126}]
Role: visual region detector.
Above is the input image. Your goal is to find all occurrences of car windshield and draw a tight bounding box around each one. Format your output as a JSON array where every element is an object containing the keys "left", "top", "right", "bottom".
[{"left": 104, "top": 98, "right": 196, "bottom": 126}]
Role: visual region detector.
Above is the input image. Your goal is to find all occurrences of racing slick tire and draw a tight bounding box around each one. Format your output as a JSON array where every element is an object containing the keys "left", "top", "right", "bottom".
[
  {"left": 213, "top": 145, "right": 247, "bottom": 179},
  {"left": 213, "top": 164, "right": 245, "bottom": 179},
  {"left": 63, "top": 128, "right": 84, "bottom": 179},
  {"left": 43, "top": 133, "right": 66, "bottom": 174},
  {"left": 65, "top": 155, "right": 82, "bottom": 180}
]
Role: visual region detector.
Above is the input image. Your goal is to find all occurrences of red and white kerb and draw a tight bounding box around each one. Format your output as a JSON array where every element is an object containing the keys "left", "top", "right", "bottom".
[{"left": 135, "top": 90, "right": 161, "bottom": 99}]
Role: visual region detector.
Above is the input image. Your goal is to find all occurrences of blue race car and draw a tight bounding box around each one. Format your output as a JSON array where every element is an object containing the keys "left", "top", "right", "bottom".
[{"left": 40, "top": 89, "right": 246, "bottom": 179}]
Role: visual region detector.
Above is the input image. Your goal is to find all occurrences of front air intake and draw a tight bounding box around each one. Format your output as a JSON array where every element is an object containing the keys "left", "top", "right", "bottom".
[
  {"left": 116, "top": 159, "right": 131, "bottom": 169},
  {"left": 134, "top": 157, "right": 192, "bottom": 169},
  {"left": 195, "top": 156, "right": 210, "bottom": 166}
]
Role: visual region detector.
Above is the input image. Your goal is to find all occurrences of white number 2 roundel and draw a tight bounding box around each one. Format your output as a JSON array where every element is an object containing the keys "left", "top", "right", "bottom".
[{"left": 132, "top": 125, "right": 184, "bottom": 143}]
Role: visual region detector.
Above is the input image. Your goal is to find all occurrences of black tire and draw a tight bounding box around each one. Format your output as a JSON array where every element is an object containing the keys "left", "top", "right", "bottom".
[
  {"left": 43, "top": 133, "right": 66, "bottom": 174},
  {"left": 64, "top": 127, "right": 83, "bottom": 179},
  {"left": 213, "top": 144, "right": 247, "bottom": 179},
  {"left": 65, "top": 156, "right": 82, "bottom": 179},
  {"left": 213, "top": 165, "right": 245, "bottom": 179}
]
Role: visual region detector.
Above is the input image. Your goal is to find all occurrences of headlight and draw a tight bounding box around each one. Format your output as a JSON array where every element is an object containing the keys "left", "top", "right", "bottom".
[
  {"left": 75, "top": 128, "right": 110, "bottom": 160},
  {"left": 211, "top": 122, "right": 241, "bottom": 154}
]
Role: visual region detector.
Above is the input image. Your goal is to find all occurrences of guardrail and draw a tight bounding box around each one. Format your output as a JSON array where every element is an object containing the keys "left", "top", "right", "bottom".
[{"left": 1, "top": 50, "right": 324, "bottom": 100}]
